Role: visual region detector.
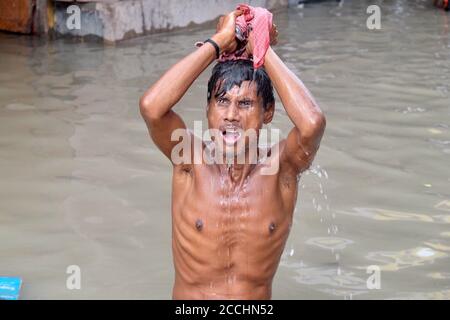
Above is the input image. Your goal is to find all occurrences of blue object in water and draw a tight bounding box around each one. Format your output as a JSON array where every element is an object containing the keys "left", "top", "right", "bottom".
[{"left": 0, "top": 277, "right": 22, "bottom": 300}]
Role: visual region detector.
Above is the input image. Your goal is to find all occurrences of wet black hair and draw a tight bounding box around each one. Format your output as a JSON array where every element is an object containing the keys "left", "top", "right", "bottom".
[{"left": 207, "top": 60, "right": 275, "bottom": 110}]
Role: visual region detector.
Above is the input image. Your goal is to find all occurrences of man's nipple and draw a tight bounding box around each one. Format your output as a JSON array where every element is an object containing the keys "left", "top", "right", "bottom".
[
  {"left": 195, "top": 219, "right": 203, "bottom": 231},
  {"left": 269, "top": 222, "right": 276, "bottom": 234}
]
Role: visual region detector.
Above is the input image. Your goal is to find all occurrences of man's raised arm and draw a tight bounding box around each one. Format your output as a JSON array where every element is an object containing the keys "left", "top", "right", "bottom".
[
  {"left": 139, "top": 10, "right": 242, "bottom": 163},
  {"left": 263, "top": 46, "right": 326, "bottom": 174}
]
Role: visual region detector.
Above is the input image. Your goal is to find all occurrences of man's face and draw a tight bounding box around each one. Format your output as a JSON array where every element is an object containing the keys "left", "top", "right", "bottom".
[{"left": 207, "top": 81, "right": 273, "bottom": 161}]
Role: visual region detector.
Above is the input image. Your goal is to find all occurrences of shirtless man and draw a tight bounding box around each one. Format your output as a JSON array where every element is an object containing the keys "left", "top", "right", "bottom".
[{"left": 139, "top": 10, "right": 326, "bottom": 299}]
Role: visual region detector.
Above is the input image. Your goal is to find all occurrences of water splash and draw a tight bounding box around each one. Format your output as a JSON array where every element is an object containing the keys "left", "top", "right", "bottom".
[
  {"left": 304, "top": 164, "right": 338, "bottom": 247},
  {"left": 285, "top": 163, "right": 352, "bottom": 298}
]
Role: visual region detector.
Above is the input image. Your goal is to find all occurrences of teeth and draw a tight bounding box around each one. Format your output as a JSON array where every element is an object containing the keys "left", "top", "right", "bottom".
[
  {"left": 223, "top": 128, "right": 240, "bottom": 133},
  {"left": 221, "top": 128, "right": 241, "bottom": 145}
]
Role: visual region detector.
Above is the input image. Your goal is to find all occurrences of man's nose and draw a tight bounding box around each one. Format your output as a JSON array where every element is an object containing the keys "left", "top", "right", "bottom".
[{"left": 224, "top": 102, "right": 240, "bottom": 122}]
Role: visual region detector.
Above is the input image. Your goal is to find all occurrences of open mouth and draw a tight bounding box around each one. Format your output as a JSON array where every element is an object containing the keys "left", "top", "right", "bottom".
[{"left": 220, "top": 128, "right": 242, "bottom": 145}]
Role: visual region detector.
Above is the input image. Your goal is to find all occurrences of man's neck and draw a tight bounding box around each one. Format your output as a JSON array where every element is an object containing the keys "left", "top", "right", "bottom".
[
  {"left": 219, "top": 162, "right": 256, "bottom": 186},
  {"left": 217, "top": 148, "right": 261, "bottom": 186}
]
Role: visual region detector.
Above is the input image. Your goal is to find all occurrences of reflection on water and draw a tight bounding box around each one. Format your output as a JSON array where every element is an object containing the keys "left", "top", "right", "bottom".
[
  {"left": 1, "top": 0, "right": 449, "bottom": 299},
  {"left": 336, "top": 207, "right": 450, "bottom": 224},
  {"left": 435, "top": 200, "right": 450, "bottom": 212},
  {"left": 364, "top": 246, "right": 448, "bottom": 272},
  {"left": 281, "top": 260, "right": 368, "bottom": 298},
  {"left": 336, "top": 207, "right": 435, "bottom": 222},
  {"left": 306, "top": 237, "right": 353, "bottom": 251},
  {"left": 392, "top": 289, "right": 450, "bottom": 300},
  {"left": 427, "top": 272, "right": 450, "bottom": 279}
]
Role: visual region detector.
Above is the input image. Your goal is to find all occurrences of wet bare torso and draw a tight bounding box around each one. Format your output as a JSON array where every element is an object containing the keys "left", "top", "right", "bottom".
[{"left": 171, "top": 142, "right": 298, "bottom": 299}]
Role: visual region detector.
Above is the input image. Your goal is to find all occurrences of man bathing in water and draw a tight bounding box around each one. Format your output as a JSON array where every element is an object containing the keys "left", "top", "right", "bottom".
[{"left": 139, "top": 10, "right": 326, "bottom": 299}]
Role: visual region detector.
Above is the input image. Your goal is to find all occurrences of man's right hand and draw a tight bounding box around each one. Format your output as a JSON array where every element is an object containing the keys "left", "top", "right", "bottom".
[{"left": 212, "top": 10, "right": 243, "bottom": 54}]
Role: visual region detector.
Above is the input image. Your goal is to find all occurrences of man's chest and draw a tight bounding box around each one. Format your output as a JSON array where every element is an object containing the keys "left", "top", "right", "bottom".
[{"left": 171, "top": 166, "right": 298, "bottom": 236}]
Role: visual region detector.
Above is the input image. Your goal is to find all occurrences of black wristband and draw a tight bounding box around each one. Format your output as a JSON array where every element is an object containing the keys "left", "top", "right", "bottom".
[{"left": 204, "top": 38, "right": 220, "bottom": 59}]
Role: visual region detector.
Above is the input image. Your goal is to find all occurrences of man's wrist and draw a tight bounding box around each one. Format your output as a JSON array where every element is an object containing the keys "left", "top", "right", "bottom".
[
  {"left": 210, "top": 32, "right": 228, "bottom": 55},
  {"left": 204, "top": 39, "right": 220, "bottom": 59},
  {"left": 264, "top": 46, "right": 277, "bottom": 66}
]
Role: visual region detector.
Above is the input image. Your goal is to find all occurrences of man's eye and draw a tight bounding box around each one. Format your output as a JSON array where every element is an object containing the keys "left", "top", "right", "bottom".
[{"left": 240, "top": 101, "right": 252, "bottom": 107}]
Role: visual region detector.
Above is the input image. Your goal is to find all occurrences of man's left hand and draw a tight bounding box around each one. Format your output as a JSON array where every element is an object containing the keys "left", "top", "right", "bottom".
[{"left": 246, "top": 23, "right": 279, "bottom": 56}]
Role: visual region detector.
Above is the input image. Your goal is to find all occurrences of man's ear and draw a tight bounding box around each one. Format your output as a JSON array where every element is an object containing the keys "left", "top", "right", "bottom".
[{"left": 263, "top": 103, "right": 275, "bottom": 124}]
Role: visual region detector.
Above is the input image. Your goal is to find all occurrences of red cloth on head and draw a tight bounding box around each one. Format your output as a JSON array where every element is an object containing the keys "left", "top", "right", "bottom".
[
  {"left": 195, "top": 4, "right": 273, "bottom": 68},
  {"left": 219, "top": 4, "right": 273, "bottom": 69}
]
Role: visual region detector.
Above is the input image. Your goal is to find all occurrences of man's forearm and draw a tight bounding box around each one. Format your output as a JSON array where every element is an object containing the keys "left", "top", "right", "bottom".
[
  {"left": 140, "top": 34, "right": 227, "bottom": 119},
  {"left": 264, "top": 47, "right": 324, "bottom": 135}
]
